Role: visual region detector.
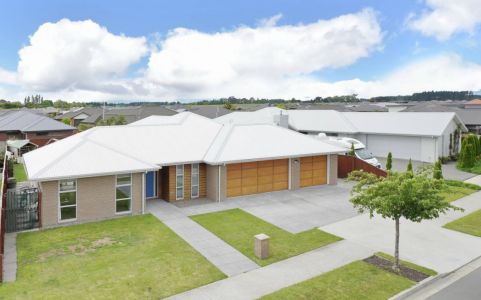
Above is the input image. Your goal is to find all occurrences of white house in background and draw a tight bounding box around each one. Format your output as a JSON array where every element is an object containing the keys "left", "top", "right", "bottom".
[{"left": 215, "top": 108, "right": 468, "bottom": 163}]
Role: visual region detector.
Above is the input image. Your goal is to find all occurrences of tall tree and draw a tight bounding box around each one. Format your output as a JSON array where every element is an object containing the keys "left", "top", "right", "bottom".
[{"left": 348, "top": 169, "right": 461, "bottom": 271}]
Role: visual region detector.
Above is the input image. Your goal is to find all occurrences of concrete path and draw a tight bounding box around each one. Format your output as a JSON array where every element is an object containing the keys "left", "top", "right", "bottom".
[
  {"left": 464, "top": 174, "right": 481, "bottom": 186},
  {"left": 320, "top": 191, "right": 481, "bottom": 274},
  {"left": 167, "top": 240, "right": 374, "bottom": 300},
  {"left": 147, "top": 200, "right": 258, "bottom": 277},
  {"left": 3, "top": 233, "right": 17, "bottom": 282}
]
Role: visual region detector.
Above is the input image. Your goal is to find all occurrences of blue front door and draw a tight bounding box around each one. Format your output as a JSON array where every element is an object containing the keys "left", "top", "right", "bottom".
[{"left": 145, "top": 171, "right": 156, "bottom": 198}]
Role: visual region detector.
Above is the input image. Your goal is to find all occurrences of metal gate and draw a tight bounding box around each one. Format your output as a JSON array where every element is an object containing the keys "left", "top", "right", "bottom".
[{"left": 5, "top": 188, "right": 39, "bottom": 232}]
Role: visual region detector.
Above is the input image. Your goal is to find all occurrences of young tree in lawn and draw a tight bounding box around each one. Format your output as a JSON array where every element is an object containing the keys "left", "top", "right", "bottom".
[
  {"left": 433, "top": 159, "right": 443, "bottom": 179},
  {"left": 386, "top": 152, "right": 393, "bottom": 171},
  {"left": 348, "top": 169, "right": 461, "bottom": 272}
]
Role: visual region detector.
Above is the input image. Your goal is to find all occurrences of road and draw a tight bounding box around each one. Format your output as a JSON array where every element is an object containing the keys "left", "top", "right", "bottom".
[{"left": 428, "top": 265, "right": 481, "bottom": 300}]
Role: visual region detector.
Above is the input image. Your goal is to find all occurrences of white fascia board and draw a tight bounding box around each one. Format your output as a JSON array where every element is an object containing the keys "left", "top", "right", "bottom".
[
  {"left": 206, "top": 150, "right": 345, "bottom": 165},
  {"left": 30, "top": 167, "right": 160, "bottom": 182}
]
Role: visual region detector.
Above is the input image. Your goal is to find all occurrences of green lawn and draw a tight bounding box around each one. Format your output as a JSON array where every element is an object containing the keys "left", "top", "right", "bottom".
[
  {"left": 191, "top": 208, "right": 342, "bottom": 266},
  {"left": 375, "top": 252, "right": 437, "bottom": 276},
  {"left": 439, "top": 180, "right": 480, "bottom": 203},
  {"left": 13, "top": 163, "right": 27, "bottom": 182},
  {"left": 444, "top": 209, "right": 481, "bottom": 237},
  {"left": 0, "top": 215, "right": 225, "bottom": 299},
  {"left": 457, "top": 160, "right": 481, "bottom": 174},
  {"left": 260, "top": 260, "right": 415, "bottom": 300}
]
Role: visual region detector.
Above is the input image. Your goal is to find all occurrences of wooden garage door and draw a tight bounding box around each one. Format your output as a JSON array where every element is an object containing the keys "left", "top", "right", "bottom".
[
  {"left": 300, "top": 155, "right": 327, "bottom": 188},
  {"left": 227, "top": 159, "right": 288, "bottom": 197}
]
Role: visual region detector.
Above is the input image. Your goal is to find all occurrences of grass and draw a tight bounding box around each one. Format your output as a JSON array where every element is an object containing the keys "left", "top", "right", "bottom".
[
  {"left": 375, "top": 252, "right": 437, "bottom": 276},
  {"left": 191, "top": 208, "right": 342, "bottom": 266},
  {"left": 457, "top": 160, "right": 481, "bottom": 174},
  {"left": 260, "top": 260, "right": 415, "bottom": 300},
  {"left": 0, "top": 214, "right": 225, "bottom": 299},
  {"left": 444, "top": 209, "right": 481, "bottom": 237},
  {"left": 439, "top": 180, "right": 480, "bottom": 203},
  {"left": 13, "top": 163, "right": 27, "bottom": 182}
]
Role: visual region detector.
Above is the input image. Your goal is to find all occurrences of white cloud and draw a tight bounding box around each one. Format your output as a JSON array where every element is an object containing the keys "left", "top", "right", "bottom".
[
  {"left": 145, "top": 8, "right": 383, "bottom": 96},
  {"left": 408, "top": 0, "right": 481, "bottom": 40},
  {"left": 0, "top": 68, "right": 17, "bottom": 85},
  {"left": 17, "top": 19, "right": 148, "bottom": 92}
]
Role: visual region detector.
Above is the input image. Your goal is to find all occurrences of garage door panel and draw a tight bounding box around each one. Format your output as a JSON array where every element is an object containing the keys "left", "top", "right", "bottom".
[
  {"left": 258, "top": 183, "right": 273, "bottom": 193},
  {"left": 366, "top": 135, "right": 422, "bottom": 161},
  {"left": 242, "top": 168, "right": 258, "bottom": 178},
  {"left": 300, "top": 155, "right": 327, "bottom": 188},
  {"left": 226, "top": 159, "right": 289, "bottom": 197}
]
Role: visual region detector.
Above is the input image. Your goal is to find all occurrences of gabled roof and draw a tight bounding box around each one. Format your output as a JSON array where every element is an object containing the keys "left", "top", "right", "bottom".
[
  {"left": 7, "top": 139, "right": 37, "bottom": 149},
  {"left": 0, "top": 111, "right": 75, "bottom": 132},
  {"left": 288, "top": 110, "right": 358, "bottom": 134},
  {"left": 24, "top": 112, "right": 344, "bottom": 181}
]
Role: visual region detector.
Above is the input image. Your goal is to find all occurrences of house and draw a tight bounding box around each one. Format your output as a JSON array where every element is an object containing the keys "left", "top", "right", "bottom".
[
  {"left": 464, "top": 99, "right": 481, "bottom": 109},
  {"left": 7, "top": 140, "right": 38, "bottom": 158},
  {"left": 216, "top": 108, "right": 468, "bottom": 163},
  {"left": 54, "top": 106, "right": 177, "bottom": 126},
  {"left": 23, "top": 112, "right": 344, "bottom": 228},
  {"left": 0, "top": 110, "right": 76, "bottom": 147},
  {"left": 184, "top": 105, "right": 232, "bottom": 118}
]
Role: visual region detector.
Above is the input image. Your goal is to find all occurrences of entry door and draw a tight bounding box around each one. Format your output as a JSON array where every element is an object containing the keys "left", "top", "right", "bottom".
[{"left": 145, "top": 171, "right": 156, "bottom": 198}]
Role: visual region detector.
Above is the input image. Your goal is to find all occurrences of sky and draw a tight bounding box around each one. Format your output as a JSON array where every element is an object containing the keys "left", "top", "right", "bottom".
[{"left": 1, "top": 0, "right": 481, "bottom": 102}]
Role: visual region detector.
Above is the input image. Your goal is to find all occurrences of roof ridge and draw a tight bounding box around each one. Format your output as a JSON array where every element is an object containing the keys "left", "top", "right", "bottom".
[{"left": 203, "top": 124, "right": 236, "bottom": 163}]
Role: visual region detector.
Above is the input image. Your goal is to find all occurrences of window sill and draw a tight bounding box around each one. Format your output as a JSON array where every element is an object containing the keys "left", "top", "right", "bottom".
[{"left": 115, "top": 211, "right": 132, "bottom": 215}]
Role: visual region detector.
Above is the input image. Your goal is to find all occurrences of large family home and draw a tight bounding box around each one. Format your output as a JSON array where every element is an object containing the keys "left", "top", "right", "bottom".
[
  {"left": 0, "top": 110, "right": 76, "bottom": 147},
  {"left": 23, "top": 112, "right": 344, "bottom": 228},
  {"left": 54, "top": 106, "right": 177, "bottom": 126},
  {"left": 216, "top": 107, "right": 468, "bottom": 163}
]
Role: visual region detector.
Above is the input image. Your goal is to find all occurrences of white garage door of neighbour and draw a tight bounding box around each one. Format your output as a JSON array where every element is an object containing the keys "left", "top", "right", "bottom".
[{"left": 366, "top": 135, "right": 422, "bottom": 161}]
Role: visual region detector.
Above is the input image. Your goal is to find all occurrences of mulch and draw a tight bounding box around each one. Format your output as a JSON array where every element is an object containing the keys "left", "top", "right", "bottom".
[{"left": 363, "top": 255, "right": 430, "bottom": 282}]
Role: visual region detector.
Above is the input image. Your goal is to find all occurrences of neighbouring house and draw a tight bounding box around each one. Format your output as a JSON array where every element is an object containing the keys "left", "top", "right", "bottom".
[
  {"left": 7, "top": 140, "right": 38, "bottom": 158},
  {"left": 183, "top": 105, "right": 232, "bottom": 118},
  {"left": 216, "top": 107, "right": 468, "bottom": 163},
  {"left": 0, "top": 110, "right": 76, "bottom": 148},
  {"left": 23, "top": 112, "right": 344, "bottom": 228},
  {"left": 463, "top": 99, "right": 481, "bottom": 109},
  {"left": 54, "top": 106, "right": 178, "bottom": 126}
]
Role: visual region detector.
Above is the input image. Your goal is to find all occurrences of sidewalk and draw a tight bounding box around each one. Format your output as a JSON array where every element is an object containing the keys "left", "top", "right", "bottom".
[
  {"left": 3, "top": 233, "right": 17, "bottom": 282},
  {"left": 167, "top": 240, "right": 374, "bottom": 300},
  {"left": 147, "top": 200, "right": 258, "bottom": 277}
]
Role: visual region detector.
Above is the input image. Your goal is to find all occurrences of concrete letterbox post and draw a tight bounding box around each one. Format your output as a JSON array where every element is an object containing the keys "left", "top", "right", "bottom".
[{"left": 254, "top": 233, "right": 270, "bottom": 259}]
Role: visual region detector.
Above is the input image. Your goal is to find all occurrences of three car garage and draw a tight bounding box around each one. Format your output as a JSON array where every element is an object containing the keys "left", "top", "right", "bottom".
[{"left": 226, "top": 155, "right": 329, "bottom": 198}]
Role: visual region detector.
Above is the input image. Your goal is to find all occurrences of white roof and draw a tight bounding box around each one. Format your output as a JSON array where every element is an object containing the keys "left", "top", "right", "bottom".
[
  {"left": 216, "top": 108, "right": 467, "bottom": 137},
  {"left": 24, "top": 112, "right": 344, "bottom": 181}
]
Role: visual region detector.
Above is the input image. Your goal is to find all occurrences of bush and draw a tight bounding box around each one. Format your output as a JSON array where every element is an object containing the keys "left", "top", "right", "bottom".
[
  {"left": 406, "top": 159, "right": 413, "bottom": 172},
  {"left": 458, "top": 138, "right": 477, "bottom": 168},
  {"left": 386, "top": 152, "right": 392, "bottom": 171},
  {"left": 433, "top": 159, "right": 443, "bottom": 179}
]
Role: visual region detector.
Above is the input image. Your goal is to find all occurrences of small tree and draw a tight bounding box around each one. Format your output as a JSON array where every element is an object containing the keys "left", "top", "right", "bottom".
[
  {"left": 348, "top": 143, "right": 355, "bottom": 156},
  {"left": 386, "top": 152, "right": 393, "bottom": 171},
  {"left": 433, "top": 159, "right": 443, "bottom": 179},
  {"left": 62, "top": 117, "right": 71, "bottom": 125},
  {"left": 458, "top": 138, "right": 476, "bottom": 168},
  {"left": 348, "top": 170, "right": 461, "bottom": 272},
  {"left": 406, "top": 159, "right": 413, "bottom": 173}
]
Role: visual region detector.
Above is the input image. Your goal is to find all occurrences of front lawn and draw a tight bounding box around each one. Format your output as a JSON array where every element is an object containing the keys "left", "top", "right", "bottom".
[
  {"left": 260, "top": 260, "right": 415, "bottom": 300},
  {"left": 444, "top": 209, "right": 481, "bottom": 237},
  {"left": 0, "top": 215, "right": 225, "bottom": 299},
  {"left": 457, "top": 160, "right": 481, "bottom": 174},
  {"left": 13, "top": 163, "right": 27, "bottom": 182},
  {"left": 439, "top": 180, "right": 480, "bottom": 203},
  {"left": 191, "top": 208, "right": 341, "bottom": 266}
]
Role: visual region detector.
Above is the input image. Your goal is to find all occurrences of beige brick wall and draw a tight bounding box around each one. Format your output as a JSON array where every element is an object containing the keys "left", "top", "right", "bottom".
[{"left": 40, "top": 172, "right": 144, "bottom": 228}]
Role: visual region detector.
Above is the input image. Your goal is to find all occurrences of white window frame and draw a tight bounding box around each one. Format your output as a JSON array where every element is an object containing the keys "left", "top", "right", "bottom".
[
  {"left": 58, "top": 179, "right": 77, "bottom": 223},
  {"left": 191, "top": 163, "right": 200, "bottom": 198},
  {"left": 115, "top": 174, "right": 132, "bottom": 214},
  {"left": 176, "top": 165, "right": 184, "bottom": 200}
]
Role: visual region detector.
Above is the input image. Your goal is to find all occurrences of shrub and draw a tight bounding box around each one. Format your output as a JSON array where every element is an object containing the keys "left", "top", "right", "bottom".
[
  {"left": 406, "top": 159, "right": 413, "bottom": 173},
  {"left": 386, "top": 152, "right": 392, "bottom": 171},
  {"left": 433, "top": 159, "right": 443, "bottom": 179},
  {"left": 458, "top": 138, "right": 476, "bottom": 169},
  {"left": 348, "top": 143, "right": 355, "bottom": 156}
]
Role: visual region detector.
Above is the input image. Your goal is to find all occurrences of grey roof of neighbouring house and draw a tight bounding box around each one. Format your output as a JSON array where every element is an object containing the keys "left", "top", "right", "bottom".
[
  {"left": 0, "top": 111, "right": 76, "bottom": 132},
  {"left": 186, "top": 106, "right": 233, "bottom": 119},
  {"left": 55, "top": 106, "right": 178, "bottom": 124},
  {"left": 402, "top": 102, "right": 481, "bottom": 125}
]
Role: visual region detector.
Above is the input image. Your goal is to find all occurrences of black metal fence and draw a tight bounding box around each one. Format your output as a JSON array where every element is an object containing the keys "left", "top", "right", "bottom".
[{"left": 5, "top": 188, "right": 39, "bottom": 233}]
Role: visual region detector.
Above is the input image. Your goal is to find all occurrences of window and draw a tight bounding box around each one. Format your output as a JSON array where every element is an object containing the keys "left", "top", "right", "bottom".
[
  {"left": 116, "top": 174, "right": 131, "bottom": 213},
  {"left": 59, "top": 179, "right": 76, "bottom": 221},
  {"left": 191, "top": 164, "right": 199, "bottom": 198},
  {"left": 176, "top": 165, "right": 184, "bottom": 200}
]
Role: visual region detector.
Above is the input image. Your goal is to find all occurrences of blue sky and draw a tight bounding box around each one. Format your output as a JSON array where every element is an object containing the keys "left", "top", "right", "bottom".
[{"left": 1, "top": 0, "right": 481, "bottom": 101}]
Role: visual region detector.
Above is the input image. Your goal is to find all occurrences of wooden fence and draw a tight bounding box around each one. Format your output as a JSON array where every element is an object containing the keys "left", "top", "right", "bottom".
[{"left": 338, "top": 155, "right": 387, "bottom": 178}]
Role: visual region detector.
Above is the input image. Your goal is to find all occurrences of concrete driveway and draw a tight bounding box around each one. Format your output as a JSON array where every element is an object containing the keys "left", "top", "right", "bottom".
[
  {"left": 320, "top": 190, "right": 481, "bottom": 273},
  {"left": 376, "top": 158, "right": 475, "bottom": 181},
  {"left": 174, "top": 181, "right": 358, "bottom": 234}
]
